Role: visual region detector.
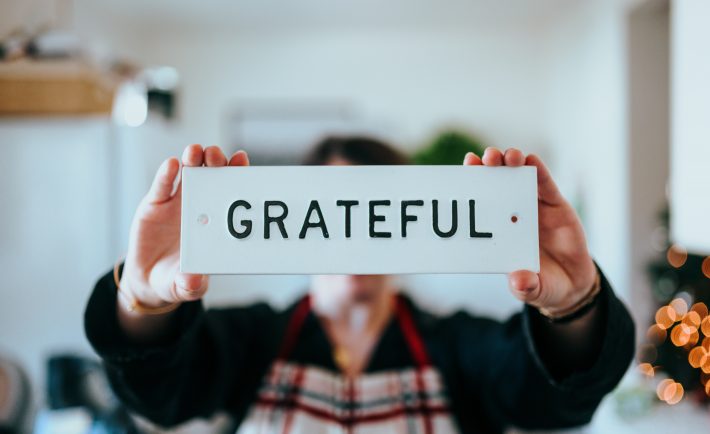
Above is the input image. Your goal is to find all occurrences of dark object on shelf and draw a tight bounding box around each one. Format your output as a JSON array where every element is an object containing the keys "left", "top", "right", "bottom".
[
  {"left": 148, "top": 89, "right": 176, "bottom": 120},
  {"left": 26, "top": 31, "right": 81, "bottom": 59},
  {"left": 47, "top": 355, "right": 139, "bottom": 433}
]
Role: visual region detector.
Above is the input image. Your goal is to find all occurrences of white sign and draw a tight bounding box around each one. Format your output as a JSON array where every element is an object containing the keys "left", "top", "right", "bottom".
[{"left": 180, "top": 166, "right": 539, "bottom": 274}]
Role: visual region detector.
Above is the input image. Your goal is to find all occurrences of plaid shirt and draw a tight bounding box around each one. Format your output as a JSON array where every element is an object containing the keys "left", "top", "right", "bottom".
[{"left": 237, "top": 295, "right": 458, "bottom": 433}]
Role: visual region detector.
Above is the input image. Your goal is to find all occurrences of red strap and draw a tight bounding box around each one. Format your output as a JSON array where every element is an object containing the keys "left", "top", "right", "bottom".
[
  {"left": 277, "top": 295, "right": 311, "bottom": 360},
  {"left": 395, "top": 294, "right": 432, "bottom": 367},
  {"left": 278, "top": 293, "right": 432, "bottom": 368}
]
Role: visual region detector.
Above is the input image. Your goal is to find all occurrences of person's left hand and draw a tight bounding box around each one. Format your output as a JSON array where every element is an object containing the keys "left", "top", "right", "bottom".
[{"left": 464, "top": 148, "right": 598, "bottom": 314}]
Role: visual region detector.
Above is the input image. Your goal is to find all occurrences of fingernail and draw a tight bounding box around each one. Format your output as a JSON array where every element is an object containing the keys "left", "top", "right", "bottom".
[{"left": 520, "top": 286, "right": 535, "bottom": 293}]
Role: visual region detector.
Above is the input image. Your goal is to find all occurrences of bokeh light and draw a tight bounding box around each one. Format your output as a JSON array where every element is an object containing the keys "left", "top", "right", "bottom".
[
  {"left": 688, "top": 346, "right": 707, "bottom": 368},
  {"left": 690, "top": 302, "right": 708, "bottom": 319},
  {"left": 670, "top": 324, "right": 693, "bottom": 346},
  {"left": 655, "top": 306, "right": 677, "bottom": 329},
  {"left": 637, "top": 344, "right": 658, "bottom": 365},
  {"left": 646, "top": 324, "right": 667, "bottom": 345},
  {"left": 666, "top": 383, "right": 684, "bottom": 405},
  {"left": 666, "top": 245, "right": 688, "bottom": 268},
  {"left": 703, "top": 257, "right": 710, "bottom": 279},
  {"left": 682, "top": 311, "right": 701, "bottom": 328},
  {"left": 670, "top": 298, "right": 689, "bottom": 316},
  {"left": 702, "top": 317, "right": 710, "bottom": 336},
  {"left": 638, "top": 362, "right": 655, "bottom": 377}
]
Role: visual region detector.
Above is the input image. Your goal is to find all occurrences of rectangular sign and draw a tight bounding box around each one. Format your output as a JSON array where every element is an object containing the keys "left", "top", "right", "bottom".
[{"left": 180, "top": 166, "right": 539, "bottom": 274}]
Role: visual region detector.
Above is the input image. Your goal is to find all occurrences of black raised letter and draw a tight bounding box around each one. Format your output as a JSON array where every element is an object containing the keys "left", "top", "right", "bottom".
[
  {"left": 264, "top": 201, "right": 289, "bottom": 239},
  {"left": 401, "top": 200, "right": 424, "bottom": 237},
  {"left": 227, "top": 200, "right": 252, "bottom": 239},
  {"left": 299, "top": 200, "right": 329, "bottom": 239},
  {"left": 432, "top": 200, "right": 458, "bottom": 238},
  {"left": 469, "top": 200, "right": 493, "bottom": 238},
  {"left": 369, "top": 200, "right": 392, "bottom": 238},
  {"left": 336, "top": 200, "right": 359, "bottom": 238}
]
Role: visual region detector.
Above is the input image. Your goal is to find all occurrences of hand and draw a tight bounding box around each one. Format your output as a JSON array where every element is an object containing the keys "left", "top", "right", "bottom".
[
  {"left": 463, "top": 148, "right": 598, "bottom": 313},
  {"left": 120, "top": 145, "right": 250, "bottom": 310}
]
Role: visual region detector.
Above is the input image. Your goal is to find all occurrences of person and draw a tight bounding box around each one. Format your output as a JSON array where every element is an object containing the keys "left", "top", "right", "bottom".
[{"left": 84, "top": 137, "right": 635, "bottom": 434}]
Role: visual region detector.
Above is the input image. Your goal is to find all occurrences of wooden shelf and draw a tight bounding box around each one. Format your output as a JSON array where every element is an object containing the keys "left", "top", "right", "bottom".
[{"left": 0, "top": 59, "right": 117, "bottom": 115}]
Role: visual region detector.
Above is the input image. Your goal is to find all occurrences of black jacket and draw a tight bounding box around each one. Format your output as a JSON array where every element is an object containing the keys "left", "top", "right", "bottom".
[{"left": 85, "top": 267, "right": 634, "bottom": 433}]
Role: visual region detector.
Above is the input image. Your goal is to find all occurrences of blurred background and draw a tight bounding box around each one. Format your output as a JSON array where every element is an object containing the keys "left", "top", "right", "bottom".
[{"left": 0, "top": 0, "right": 709, "bottom": 432}]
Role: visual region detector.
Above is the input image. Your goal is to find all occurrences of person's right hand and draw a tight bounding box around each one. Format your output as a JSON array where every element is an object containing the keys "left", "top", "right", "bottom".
[{"left": 120, "top": 145, "right": 250, "bottom": 311}]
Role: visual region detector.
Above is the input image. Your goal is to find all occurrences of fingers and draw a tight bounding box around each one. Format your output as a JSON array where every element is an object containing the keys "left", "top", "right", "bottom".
[
  {"left": 182, "top": 144, "right": 204, "bottom": 167},
  {"left": 146, "top": 157, "right": 180, "bottom": 204},
  {"left": 463, "top": 152, "right": 482, "bottom": 166},
  {"left": 229, "top": 150, "right": 250, "bottom": 166},
  {"left": 148, "top": 145, "right": 246, "bottom": 204},
  {"left": 173, "top": 273, "right": 209, "bottom": 302},
  {"left": 525, "top": 154, "right": 565, "bottom": 206},
  {"left": 205, "top": 146, "right": 228, "bottom": 167},
  {"left": 480, "top": 147, "right": 526, "bottom": 167},
  {"left": 482, "top": 147, "right": 504, "bottom": 166},
  {"left": 503, "top": 148, "right": 525, "bottom": 167},
  {"left": 508, "top": 270, "right": 542, "bottom": 303},
  {"left": 179, "top": 145, "right": 248, "bottom": 169}
]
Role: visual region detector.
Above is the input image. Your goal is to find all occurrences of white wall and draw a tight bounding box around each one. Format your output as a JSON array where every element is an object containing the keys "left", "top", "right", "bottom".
[
  {"left": 0, "top": 119, "right": 114, "bottom": 406},
  {"left": 540, "top": 0, "right": 632, "bottom": 297},
  {"left": 670, "top": 0, "right": 710, "bottom": 254},
  {"left": 99, "top": 27, "right": 550, "bottom": 153}
]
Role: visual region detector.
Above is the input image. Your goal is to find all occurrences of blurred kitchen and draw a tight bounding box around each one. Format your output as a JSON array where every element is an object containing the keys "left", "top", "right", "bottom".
[{"left": 1, "top": 0, "right": 709, "bottom": 433}]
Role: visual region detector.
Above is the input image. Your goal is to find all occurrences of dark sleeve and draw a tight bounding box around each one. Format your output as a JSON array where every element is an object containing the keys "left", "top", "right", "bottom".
[
  {"left": 84, "top": 268, "right": 279, "bottom": 427},
  {"left": 452, "top": 266, "right": 635, "bottom": 430}
]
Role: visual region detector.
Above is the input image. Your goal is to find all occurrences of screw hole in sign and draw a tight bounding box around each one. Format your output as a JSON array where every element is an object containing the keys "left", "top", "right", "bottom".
[
  {"left": 198, "top": 214, "right": 210, "bottom": 226},
  {"left": 511, "top": 215, "right": 519, "bottom": 223}
]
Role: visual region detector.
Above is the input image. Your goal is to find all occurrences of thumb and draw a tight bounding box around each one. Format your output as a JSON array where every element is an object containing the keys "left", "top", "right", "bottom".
[
  {"left": 172, "top": 273, "right": 209, "bottom": 302},
  {"left": 508, "top": 270, "right": 541, "bottom": 304},
  {"left": 146, "top": 157, "right": 180, "bottom": 204}
]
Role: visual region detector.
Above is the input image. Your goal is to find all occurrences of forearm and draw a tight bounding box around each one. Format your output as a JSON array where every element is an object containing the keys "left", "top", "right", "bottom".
[
  {"left": 116, "top": 301, "right": 181, "bottom": 343},
  {"left": 113, "top": 261, "right": 186, "bottom": 344},
  {"left": 85, "top": 269, "right": 219, "bottom": 425},
  {"left": 528, "top": 296, "right": 607, "bottom": 380}
]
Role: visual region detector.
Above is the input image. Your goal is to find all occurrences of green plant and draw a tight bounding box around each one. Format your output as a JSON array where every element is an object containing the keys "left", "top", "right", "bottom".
[{"left": 413, "top": 130, "right": 486, "bottom": 165}]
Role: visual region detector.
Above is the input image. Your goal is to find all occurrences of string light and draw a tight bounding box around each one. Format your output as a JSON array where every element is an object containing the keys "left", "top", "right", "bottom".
[{"left": 641, "top": 296, "right": 710, "bottom": 403}]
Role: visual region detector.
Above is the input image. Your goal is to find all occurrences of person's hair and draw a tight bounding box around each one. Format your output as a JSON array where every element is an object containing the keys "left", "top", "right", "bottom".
[{"left": 302, "top": 136, "right": 410, "bottom": 166}]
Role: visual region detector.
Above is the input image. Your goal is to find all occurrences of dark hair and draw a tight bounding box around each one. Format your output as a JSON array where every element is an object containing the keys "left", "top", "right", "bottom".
[{"left": 302, "top": 136, "right": 410, "bottom": 166}]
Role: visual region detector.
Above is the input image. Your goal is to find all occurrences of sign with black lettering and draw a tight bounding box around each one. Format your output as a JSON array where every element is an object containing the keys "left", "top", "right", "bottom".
[{"left": 180, "top": 166, "right": 539, "bottom": 274}]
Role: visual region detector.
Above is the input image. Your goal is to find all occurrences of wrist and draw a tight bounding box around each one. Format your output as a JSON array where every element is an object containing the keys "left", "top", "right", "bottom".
[
  {"left": 538, "top": 270, "right": 602, "bottom": 321},
  {"left": 115, "top": 261, "right": 181, "bottom": 315}
]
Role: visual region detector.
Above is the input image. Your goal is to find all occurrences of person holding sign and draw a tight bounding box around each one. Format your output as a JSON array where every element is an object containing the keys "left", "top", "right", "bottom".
[{"left": 84, "top": 137, "right": 634, "bottom": 434}]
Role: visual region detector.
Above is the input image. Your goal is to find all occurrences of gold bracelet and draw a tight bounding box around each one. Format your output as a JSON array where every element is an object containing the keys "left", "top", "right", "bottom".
[
  {"left": 538, "top": 271, "right": 602, "bottom": 321},
  {"left": 113, "top": 259, "right": 181, "bottom": 315}
]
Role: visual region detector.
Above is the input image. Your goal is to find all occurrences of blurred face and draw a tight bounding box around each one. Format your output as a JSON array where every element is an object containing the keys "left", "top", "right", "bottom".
[{"left": 309, "top": 156, "right": 395, "bottom": 313}]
